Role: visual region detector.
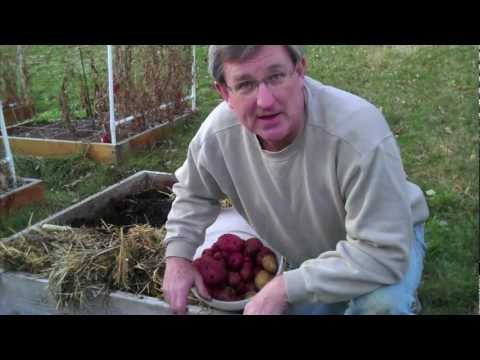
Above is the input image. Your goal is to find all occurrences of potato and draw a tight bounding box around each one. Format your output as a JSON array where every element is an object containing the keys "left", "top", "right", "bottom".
[
  {"left": 254, "top": 270, "right": 274, "bottom": 290},
  {"left": 202, "top": 248, "right": 214, "bottom": 257},
  {"left": 216, "top": 234, "right": 244, "bottom": 253},
  {"left": 244, "top": 237, "right": 263, "bottom": 257},
  {"left": 245, "top": 281, "right": 256, "bottom": 293},
  {"left": 228, "top": 271, "right": 242, "bottom": 288},
  {"left": 261, "top": 254, "right": 278, "bottom": 274},
  {"left": 227, "top": 252, "right": 244, "bottom": 271},
  {"left": 253, "top": 266, "right": 263, "bottom": 276},
  {"left": 235, "top": 281, "right": 247, "bottom": 296},
  {"left": 255, "top": 247, "right": 274, "bottom": 266},
  {"left": 196, "top": 255, "right": 228, "bottom": 287},
  {"left": 239, "top": 261, "right": 254, "bottom": 281}
]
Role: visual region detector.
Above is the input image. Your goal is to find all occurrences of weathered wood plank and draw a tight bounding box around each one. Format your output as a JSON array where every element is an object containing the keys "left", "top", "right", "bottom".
[
  {"left": 0, "top": 178, "right": 44, "bottom": 217},
  {"left": 0, "top": 270, "right": 227, "bottom": 315}
]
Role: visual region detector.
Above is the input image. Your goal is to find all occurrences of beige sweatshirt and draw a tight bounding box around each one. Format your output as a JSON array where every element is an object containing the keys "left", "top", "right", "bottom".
[{"left": 164, "top": 76, "right": 429, "bottom": 304}]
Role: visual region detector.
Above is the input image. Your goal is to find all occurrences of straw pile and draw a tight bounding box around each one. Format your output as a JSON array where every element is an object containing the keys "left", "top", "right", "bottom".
[{"left": 0, "top": 223, "right": 202, "bottom": 310}]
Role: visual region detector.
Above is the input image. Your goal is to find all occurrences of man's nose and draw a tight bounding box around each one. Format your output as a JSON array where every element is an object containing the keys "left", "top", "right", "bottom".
[{"left": 256, "top": 82, "right": 275, "bottom": 108}]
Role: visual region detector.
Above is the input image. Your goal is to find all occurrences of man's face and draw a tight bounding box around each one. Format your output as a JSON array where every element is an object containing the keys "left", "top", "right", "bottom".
[{"left": 216, "top": 46, "right": 306, "bottom": 152}]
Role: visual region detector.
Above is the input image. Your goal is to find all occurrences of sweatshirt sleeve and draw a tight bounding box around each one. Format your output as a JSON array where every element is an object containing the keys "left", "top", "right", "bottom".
[
  {"left": 164, "top": 139, "right": 224, "bottom": 260},
  {"left": 283, "top": 134, "right": 415, "bottom": 304}
]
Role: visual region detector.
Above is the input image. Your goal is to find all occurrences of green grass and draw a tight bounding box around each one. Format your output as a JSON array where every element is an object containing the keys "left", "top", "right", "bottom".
[
  {"left": 1, "top": 45, "right": 478, "bottom": 314},
  {"left": 26, "top": 45, "right": 107, "bottom": 116}
]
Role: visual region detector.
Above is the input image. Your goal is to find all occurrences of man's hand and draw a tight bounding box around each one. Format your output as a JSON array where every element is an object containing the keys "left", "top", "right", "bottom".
[
  {"left": 243, "top": 275, "right": 288, "bottom": 315},
  {"left": 162, "top": 256, "right": 211, "bottom": 315}
]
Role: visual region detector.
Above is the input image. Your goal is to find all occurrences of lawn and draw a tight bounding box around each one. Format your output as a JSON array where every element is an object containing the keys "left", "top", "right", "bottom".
[{"left": 1, "top": 45, "right": 478, "bottom": 314}]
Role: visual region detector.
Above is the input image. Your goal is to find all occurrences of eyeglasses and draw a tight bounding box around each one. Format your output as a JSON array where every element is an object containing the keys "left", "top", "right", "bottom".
[{"left": 224, "top": 65, "right": 298, "bottom": 98}]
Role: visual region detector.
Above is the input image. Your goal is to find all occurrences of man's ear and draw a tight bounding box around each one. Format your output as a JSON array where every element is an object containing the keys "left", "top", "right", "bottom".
[
  {"left": 297, "top": 57, "right": 307, "bottom": 77},
  {"left": 215, "top": 81, "right": 231, "bottom": 105}
]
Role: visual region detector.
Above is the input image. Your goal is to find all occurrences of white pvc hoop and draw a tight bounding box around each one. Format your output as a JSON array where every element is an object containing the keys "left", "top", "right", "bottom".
[
  {"left": 191, "top": 45, "right": 197, "bottom": 112},
  {"left": 107, "top": 45, "right": 117, "bottom": 145},
  {"left": 0, "top": 101, "right": 17, "bottom": 188}
]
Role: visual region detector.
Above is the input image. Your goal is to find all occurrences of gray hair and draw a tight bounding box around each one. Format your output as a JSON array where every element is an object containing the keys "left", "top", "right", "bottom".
[{"left": 208, "top": 45, "right": 305, "bottom": 85}]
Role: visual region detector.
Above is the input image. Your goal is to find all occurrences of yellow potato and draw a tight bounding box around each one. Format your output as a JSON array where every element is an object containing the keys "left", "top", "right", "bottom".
[
  {"left": 254, "top": 270, "right": 274, "bottom": 290},
  {"left": 261, "top": 254, "right": 278, "bottom": 274}
]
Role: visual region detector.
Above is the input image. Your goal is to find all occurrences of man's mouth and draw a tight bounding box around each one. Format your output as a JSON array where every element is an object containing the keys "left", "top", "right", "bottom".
[{"left": 257, "top": 113, "right": 280, "bottom": 121}]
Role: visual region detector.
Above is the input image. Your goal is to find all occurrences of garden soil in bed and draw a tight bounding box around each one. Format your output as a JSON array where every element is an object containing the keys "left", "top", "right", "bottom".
[
  {"left": 7, "top": 119, "right": 104, "bottom": 142},
  {"left": 6, "top": 109, "right": 184, "bottom": 143},
  {"left": 69, "top": 189, "right": 173, "bottom": 228}
]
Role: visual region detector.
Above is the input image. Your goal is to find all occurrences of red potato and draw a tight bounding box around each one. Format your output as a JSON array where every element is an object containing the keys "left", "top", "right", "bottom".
[
  {"left": 202, "top": 248, "right": 214, "bottom": 257},
  {"left": 216, "top": 234, "right": 244, "bottom": 253},
  {"left": 235, "top": 281, "right": 247, "bottom": 296},
  {"left": 213, "top": 251, "right": 224, "bottom": 260},
  {"left": 244, "top": 237, "right": 263, "bottom": 257},
  {"left": 195, "top": 255, "right": 228, "bottom": 287},
  {"left": 228, "top": 272, "right": 242, "bottom": 288},
  {"left": 245, "top": 281, "right": 257, "bottom": 293},
  {"left": 239, "top": 261, "right": 254, "bottom": 281},
  {"left": 206, "top": 254, "right": 226, "bottom": 270},
  {"left": 227, "top": 252, "right": 244, "bottom": 271}
]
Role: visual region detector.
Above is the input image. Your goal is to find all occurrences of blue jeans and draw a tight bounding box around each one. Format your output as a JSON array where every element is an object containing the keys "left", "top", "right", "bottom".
[{"left": 286, "top": 223, "right": 426, "bottom": 315}]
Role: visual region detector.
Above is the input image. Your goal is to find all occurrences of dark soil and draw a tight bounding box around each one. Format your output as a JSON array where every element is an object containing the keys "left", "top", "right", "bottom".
[
  {"left": 7, "top": 119, "right": 104, "bottom": 142},
  {"left": 6, "top": 107, "right": 189, "bottom": 142},
  {"left": 70, "top": 189, "right": 173, "bottom": 228}
]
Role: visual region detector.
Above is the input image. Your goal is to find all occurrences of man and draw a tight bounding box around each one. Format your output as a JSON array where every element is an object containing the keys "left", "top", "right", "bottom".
[{"left": 162, "top": 45, "right": 429, "bottom": 315}]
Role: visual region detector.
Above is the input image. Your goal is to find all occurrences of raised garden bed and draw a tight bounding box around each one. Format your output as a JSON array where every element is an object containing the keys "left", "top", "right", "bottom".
[
  {"left": 0, "top": 170, "right": 228, "bottom": 315},
  {"left": 0, "top": 177, "right": 44, "bottom": 217},
  {"left": 1, "top": 112, "right": 192, "bottom": 164}
]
